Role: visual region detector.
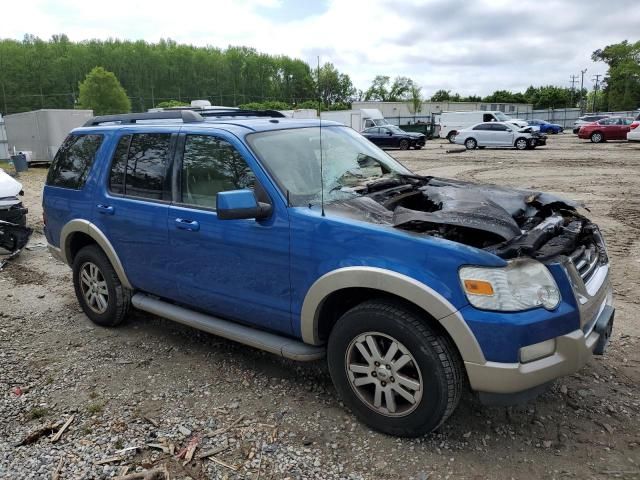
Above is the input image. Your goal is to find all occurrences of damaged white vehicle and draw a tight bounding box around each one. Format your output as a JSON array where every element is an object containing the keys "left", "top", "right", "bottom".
[{"left": 0, "top": 168, "right": 32, "bottom": 252}]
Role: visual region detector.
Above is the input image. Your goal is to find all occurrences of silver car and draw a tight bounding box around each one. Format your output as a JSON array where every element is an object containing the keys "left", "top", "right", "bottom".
[{"left": 454, "top": 122, "right": 536, "bottom": 150}]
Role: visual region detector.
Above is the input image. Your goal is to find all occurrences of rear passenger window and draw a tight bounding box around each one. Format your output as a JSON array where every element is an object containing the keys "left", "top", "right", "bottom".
[
  {"left": 46, "top": 134, "right": 103, "bottom": 189},
  {"left": 107, "top": 133, "right": 171, "bottom": 200},
  {"left": 181, "top": 135, "right": 254, "bottom": 209}
]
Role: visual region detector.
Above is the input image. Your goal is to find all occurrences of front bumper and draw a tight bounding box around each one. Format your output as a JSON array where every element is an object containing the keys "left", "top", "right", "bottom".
[{"left": 464, "top": 259, "right": 613, "bottom": 395}]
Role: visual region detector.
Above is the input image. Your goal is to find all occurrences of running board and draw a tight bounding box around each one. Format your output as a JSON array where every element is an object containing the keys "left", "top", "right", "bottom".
[{"left": 131, "top": 293, "right": 325, "bottom": 361}]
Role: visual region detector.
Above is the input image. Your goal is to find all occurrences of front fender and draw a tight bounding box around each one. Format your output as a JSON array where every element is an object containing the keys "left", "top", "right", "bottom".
[{"left": 300, "top": 266, "right": 486, "bottom": 363}]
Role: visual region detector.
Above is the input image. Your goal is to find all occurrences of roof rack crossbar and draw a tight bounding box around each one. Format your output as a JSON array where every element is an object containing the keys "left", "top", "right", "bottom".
[
  {"left": 83, "top": 110, "right": 205, "bottom": 126},
  {"left": 197, "top": 109, "right": 286, "bottom": 118}
]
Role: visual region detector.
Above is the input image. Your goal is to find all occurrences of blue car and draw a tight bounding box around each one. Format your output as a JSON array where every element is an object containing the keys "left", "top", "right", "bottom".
[
  {"left": 527, "top": 119, "right": 563, "bottom": 134},
  {"left": 43, "top": 108, "right": 613, "bottom": 437}
]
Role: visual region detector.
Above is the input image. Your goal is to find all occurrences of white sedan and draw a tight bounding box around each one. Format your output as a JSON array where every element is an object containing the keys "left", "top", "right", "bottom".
[
  {"left": 628, "top": 128, "right": 640, "bottom": 142},
  {"left": 454, "top": 122, "right": 537, "bottom": 150}
]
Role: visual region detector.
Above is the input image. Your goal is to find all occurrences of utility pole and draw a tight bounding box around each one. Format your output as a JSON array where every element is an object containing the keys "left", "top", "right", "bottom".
[
  {"left": 592, "top": 74, "right": 602, "bottom": 113},
  {"left": 569, "top": 75, "right": 578, "bottom": 107},
  {"left": 579, "top": 69, "right": 587, "bottom": 113}
]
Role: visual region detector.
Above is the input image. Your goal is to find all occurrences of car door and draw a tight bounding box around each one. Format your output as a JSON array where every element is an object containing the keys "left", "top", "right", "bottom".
[
  {"left": 362, "top": 127, "right": 382, "bottom": 146},
  {"left": 378, "top": 127, "right": 394, "bottom": 147},
  {"left": 490, "top": 123, "right": 513, "bottom": 146},
  {"left": 165, "top": 130, "right": 292, "bottom": 335},
  {"left": 91, "top": 129, "right": 174, "bottom": 297}
]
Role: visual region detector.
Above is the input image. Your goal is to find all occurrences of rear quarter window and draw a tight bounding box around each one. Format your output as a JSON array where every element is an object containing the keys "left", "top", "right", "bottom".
[{"left": 46, "top": 134, "right": 104, "bottom": 189}]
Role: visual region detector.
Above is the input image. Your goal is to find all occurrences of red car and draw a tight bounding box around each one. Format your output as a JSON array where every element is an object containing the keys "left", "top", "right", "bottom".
[{"left": 578, "top": 116, "right": 635, "bottom": 143}]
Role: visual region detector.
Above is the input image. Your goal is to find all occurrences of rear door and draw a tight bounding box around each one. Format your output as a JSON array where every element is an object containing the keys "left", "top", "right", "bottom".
[
  {"left": 165, "top": 131, "right": 292, "bottom": 335},
  {"left": 91, "top": 129, "right": 175, "bottom": 296},
  {"left": 470, "top": 123, "right": 491, "bottom": 145}
]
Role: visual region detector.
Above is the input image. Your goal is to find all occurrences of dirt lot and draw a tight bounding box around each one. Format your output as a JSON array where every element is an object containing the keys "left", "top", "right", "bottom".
[{"left": 1, "top": 135, "right": 639, "bottom": 479}]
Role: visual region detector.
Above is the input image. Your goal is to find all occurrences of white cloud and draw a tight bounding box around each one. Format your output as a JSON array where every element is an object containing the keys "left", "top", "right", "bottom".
[{"left": 2, "top": 0, "right": 639, "bottom": 96}]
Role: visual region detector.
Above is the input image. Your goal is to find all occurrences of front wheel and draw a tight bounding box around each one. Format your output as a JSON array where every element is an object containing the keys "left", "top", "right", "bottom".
[
  {"left": 515, "top": 137, "right": 529, "bottom": 150},
  {"left": 327, "top": 300, "right": 463, "bottom": 437},
  {"left": 464, "top": 138, "right": 477, "bottom": 150},
  {"left": 591, "top": 132, "right": 604, "bottom": 143},
  {"left": 399, "top": 139, "right": 410, "bottom": 150}
]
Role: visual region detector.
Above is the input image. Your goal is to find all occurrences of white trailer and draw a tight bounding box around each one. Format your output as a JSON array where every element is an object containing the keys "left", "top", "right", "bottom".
[
  {"left": 320, "top": 108, "right": 388, "bottom": 131},
  {"left": 0, "top": 115, "right": 9, "bottom": 161},
  {"left": 4, "top": 109, "right": 94, "bottom": 163},
  {"left": 439, "top": 110, "right": 524, "bottom": 142}
]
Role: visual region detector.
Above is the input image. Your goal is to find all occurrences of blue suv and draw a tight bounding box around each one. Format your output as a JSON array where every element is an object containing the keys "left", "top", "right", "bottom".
[{"left": 43, "top": 109, "right": 614, "bottom": 437}]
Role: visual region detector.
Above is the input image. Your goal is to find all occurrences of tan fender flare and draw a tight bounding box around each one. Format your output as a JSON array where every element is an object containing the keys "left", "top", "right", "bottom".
[
  {"left": 59, "top": 219, "right": 133, "bottom": 290},
  {"left": 300, "top": 266, "right": 485, "bottom": 364}
]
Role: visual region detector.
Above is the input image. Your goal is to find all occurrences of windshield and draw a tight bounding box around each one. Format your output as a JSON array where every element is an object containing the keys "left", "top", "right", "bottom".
[
  {"left": 247, "top": 126, "right": 412, "bottom": 206},
  {"left": 494, "top": 112, "right": 510, "bottom": 121}
]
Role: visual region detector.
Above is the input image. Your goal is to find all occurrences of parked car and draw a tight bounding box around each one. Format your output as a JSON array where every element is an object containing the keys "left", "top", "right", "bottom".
[
  {"left": 43, "top": 109, "right": 614, "bottom": 437},
  {"left": 0, "top": 167, "right": 31, "bottom": 252},
  {"left": 572, "top": 114, "right": 609, "bottom": 134},
  {"left": 578, "top": 116, "right": 634, "bottom": 143},
  {"left": 527, "top": 119, "right": 563, "bottom": 134},
  {"left": 439, "top": 110, "right": 521, "bottom": 142},
  {"left": 454, "top": 122, "right": 538, "bottom": 150},
  {"left": 362, "top": 125, "right": 426, "bottom": 150},
  {"left": 627, "top": 113, "right": 640, "bottom": 142}
]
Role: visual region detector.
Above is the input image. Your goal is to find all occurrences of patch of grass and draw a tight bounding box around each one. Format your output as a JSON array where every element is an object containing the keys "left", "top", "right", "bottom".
[
  {"left": 87, "top": 401, "right": 104, "bottom": 414},
  {"left": 114, "top": 439, "right": 124, "bottom": 450},
  {"left": 82, "top": 426, "right": 93, "bottom": 435},
  {"left": 28, "top": 407, "right": 48, "bottom": 420},
  {"left": 88, "top": 391, "right": 99, "bottom": 399}
]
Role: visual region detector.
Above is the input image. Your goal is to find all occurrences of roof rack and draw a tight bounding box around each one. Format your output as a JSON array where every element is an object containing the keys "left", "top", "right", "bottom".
[
  {"left": 83, "top": 110, "right": 205, "bottom": 126},
  {"left": 83, "top": 108, "right": 287, "bottom": 127}
]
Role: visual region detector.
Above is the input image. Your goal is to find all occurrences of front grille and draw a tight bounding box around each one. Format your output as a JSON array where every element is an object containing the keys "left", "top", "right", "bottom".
[{"left": 569, "top": 243, "right": 600, "bottom": 284}]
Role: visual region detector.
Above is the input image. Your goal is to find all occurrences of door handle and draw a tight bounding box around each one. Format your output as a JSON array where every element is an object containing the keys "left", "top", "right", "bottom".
[
  {"left": 96, "top": 204, "right": 114, "bottom": 215},
  {"left": 174, "top": 218, "right": 200, "bottom": 232}
]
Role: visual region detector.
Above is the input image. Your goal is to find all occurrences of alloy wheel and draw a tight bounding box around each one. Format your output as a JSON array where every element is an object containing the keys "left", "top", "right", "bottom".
[
  {"left": 345, "top": 332, "right": 423, "bottom": 417},
  {"left": 79, "top": 261, "right": 109, "bottom": 314}
]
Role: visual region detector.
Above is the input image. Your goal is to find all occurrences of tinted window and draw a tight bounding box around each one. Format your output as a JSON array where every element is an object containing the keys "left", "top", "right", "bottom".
[
  {"left": 46, "top": 134, "right": 103, "bottom": 189},
  {"left": 491, "top": 124, "right": 509, "bottom": 131},
  {"left": 473, "top": 123, "right": 491, "bottom": 130},
  {"left": 124, "top": 134, "right": 171, "bottom": 200},
  {"left": 109, "top": 135, "right": 131, "bottom": 194},
  {"left": 181, "top": 135, "right": 254, "bottom": 209}
]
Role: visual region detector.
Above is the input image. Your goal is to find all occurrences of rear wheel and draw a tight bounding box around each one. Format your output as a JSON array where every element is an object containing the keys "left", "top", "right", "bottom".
[
  {"left": 447, "top": 131, "right": 457, "bottom": 143},
  {"left": 72, "top": 245, "right": 131, "bottom": 327},
  {"left": 591, "top": 132, "right": 604, "bottom": 143},
  {"left": 399, "top": 139, "right": 410, "bottom": 150},
  {"left": 515, "top": 137, "right": 528, "bottom": 150},
  {"left": 464, "top": 138, "right": 477, "bottom": 150},
  {"left": 327, "top": 300, "right": 463, "bottom": 437}
]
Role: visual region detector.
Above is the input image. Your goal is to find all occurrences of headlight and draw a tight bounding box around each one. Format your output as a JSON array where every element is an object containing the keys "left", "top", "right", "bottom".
[{"left": 459, "top": 259, "right": 561, "bottom": 311}]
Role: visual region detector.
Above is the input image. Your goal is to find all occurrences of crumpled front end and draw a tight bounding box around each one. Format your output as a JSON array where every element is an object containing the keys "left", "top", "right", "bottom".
[{"left": 0, "top": 169, "right": 32, "bottom": 253}]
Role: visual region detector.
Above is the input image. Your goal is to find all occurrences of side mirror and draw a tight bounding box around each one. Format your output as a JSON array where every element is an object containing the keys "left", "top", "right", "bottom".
[
  {"left": 216, "top": 189, "right": 272, "bottom": 220},
  {"left": 387, "top": 131, "right": 393, "bottom": 136}
]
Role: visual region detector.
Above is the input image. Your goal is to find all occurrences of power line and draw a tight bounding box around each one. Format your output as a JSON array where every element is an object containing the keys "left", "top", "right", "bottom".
[{"left": 592, "top": 74, "right": 602, "bottom": 112}]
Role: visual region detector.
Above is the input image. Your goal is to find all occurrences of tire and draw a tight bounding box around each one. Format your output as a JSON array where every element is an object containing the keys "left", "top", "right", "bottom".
[
  {"left": 72, "top": 244, "right": 131, "bottom": 327},
  {"left": 399, "top": 139, "right": 410, "bottom": 150},
  {"left": 464, "top": 138, "right": 477, "bottom": 150},
  {"left": 447, "top": 131, "right": 457, "bottom": 143},
  {"left": 327, "top": 300, "right": 463, "bottom": 437},
  {"left": 591, "top": 132, "right": 604, "bottom": 143},
  {"left": 515, "top": 137, "right": 528, "bottom": 150},
  {"left": 478, "top": 146, "right": 486, "bottom": 149}
]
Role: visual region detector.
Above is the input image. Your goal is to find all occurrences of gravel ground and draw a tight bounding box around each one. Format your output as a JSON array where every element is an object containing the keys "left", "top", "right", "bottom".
[{"left": 1, "top": 135, "right": 639, "bottom": 479}]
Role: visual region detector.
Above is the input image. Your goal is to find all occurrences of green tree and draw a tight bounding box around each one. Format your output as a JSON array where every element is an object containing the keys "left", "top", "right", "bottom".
[
  {"left": 592, "top": 40, "right": 640, "bottom": 110},
  {"left": 430, "top": 89, "right": 451, "bottom": 102},
  {"left": 78, "top": 66, "right": 131, "bottom": 115},
  {"left": 364, "top": 75, "right": 416, "bottom": 102},
  {"left": 407, "top": 84, "right": 423, "bottom": 114},
  {"left": 155, "top": 100, "right": 188, "bottom": 108},
  {"left": 314, "top": 62, "right": 356, "bottom": 108}
]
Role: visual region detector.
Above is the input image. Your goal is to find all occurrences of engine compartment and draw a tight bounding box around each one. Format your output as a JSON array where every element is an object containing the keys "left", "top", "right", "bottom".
[{"left": 328, "top": 175, "right": 606, "bottom": 262}]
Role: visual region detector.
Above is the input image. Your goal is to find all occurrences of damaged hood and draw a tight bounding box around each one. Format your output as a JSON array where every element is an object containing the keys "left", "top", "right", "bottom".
[
  {"left": 326, "top": 176, "right": 590, "bottom": 260},
  {"left": 0, "top": 168, "right": 23, "bottom": 207}
]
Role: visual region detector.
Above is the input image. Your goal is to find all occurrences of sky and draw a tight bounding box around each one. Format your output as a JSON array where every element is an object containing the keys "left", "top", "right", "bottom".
[{"left": 3, "top": 0, "right": 639, "bottom": 96}]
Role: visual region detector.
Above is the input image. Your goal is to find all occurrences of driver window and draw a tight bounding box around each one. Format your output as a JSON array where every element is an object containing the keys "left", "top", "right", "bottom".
[
  {"left": 483, "top": 114, "right": 495, "bottom": 122},
  {"left": 181, "top": 135, "right": 255, "bottom": 209}
]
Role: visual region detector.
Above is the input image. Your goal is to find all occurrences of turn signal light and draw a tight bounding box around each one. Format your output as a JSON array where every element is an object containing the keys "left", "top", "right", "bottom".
[{"left": 463, "top": 279, "right": 494, "bottom": 296}]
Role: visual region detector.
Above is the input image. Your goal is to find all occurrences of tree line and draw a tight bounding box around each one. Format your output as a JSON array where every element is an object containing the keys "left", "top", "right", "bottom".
[{"left": 0, "top": 34, "right": 637, "bottom": 116}]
